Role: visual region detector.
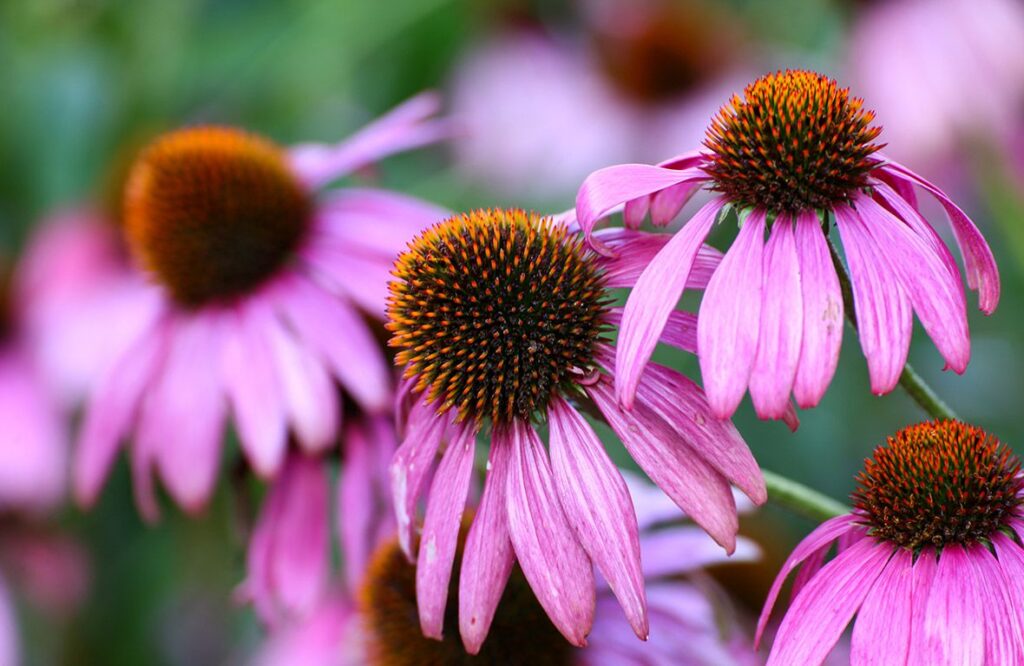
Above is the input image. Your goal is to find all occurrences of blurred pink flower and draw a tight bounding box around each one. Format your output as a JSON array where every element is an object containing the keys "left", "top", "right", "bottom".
[
  {"left": 577, "top": 70, "right": 999, "bottom": 422},
  {"left": 0, "top": 576, "right": 15, "bottom": 666},
  {"left": 72, "top": 94, "right": 450, "bottom": 520},
  {"left": 387, "top": 209, "right": 765, "bottom": 651},
  {"left": 848, "top": 0, "right": 1024, "bottom": 168}
]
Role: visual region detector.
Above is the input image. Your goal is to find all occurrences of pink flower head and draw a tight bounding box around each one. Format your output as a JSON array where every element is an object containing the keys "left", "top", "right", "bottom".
[
  {"left": 758, "top": 420, "right": 1024, "bottom": 664},
  {"left": 576, "top": 70, "right": 1000, "bottom": 422},
  {"left": 386, "top": 208, "right": 765, "bottom": 650},
  {"left": 72, "top": 94, "right": 451, "bottom": 520}
]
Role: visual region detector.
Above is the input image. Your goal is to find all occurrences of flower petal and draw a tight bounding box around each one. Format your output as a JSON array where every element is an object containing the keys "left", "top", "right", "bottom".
[
  {"left": 606, "top": 308, "right": 697, "bottom": 355},
  {"left": 615, "top": 198, "right": 723, "bottom": 407},
  {"left": 834, "top": 203, "right": 912, "bottom": 394},
  {"left": 0, "top": 575, "right": 17, "bottom": 666},
  {"left": 505, "top": 421, "right": 595, "bottom": 647},
  {"left": 649, "top": 180, "right": 702, "bottom": 226},
  {"left": 459, "top": 430, "right": 515, "bottom": 655},
  {"left": 390, "top": 393, "right": 447, "bottom": 558},
  {"left": 547, "top": 397, "right": 647, "bottom": 639},
  {"left": 967, "top": 544, "right": 1024, "bottom": 665},
  {"left": 595, "top": 229, "right": 721, "bottom": 291},
  {"left": 750, "top": 217, "right": 803, "bottom": 419},
  {"left": 850, "top": 548, "right": 914, "bottom": 665},
  {"left": 416, "top": 423, "right": 476, "bottom": 640},
  {"left": 914, "top": 546, "right": 985, "bottom": 665},
  {"left": 792, "top": 212, "right": 843, "bottom": 408}
]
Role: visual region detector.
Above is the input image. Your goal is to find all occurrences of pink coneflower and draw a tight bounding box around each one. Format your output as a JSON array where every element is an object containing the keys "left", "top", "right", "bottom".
[
  {"left": 386, "top": 208, "right": 764, "bottom": 649},
  {"left": 758, "top": 420, "right": 1024, "bottom": 664},
  {"left": 252, "top": 471, "right": 762, "bottom": 666},
  {"left": 576, "top": 70, "right": 1000, "bottom": 421},
  {"left": 73, "top": 94, "right": 449, "bottom": 520}
]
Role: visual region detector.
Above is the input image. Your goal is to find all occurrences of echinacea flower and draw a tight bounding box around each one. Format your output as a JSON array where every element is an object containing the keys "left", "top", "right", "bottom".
[
  {"left": 758, "top": 420, "right": 1024, "bottom": 665},
  {"left": 252, "top": 471, "right": 763, "bottom": 666},
  {"left": 73, "top": 94, "right": 450, "bottom": 520},
  {"left": 386, "top": 208, "right": 764, "bottom": 649},
  {"left": 576, "top": 70, "right": 1000, "bottom": 421}
]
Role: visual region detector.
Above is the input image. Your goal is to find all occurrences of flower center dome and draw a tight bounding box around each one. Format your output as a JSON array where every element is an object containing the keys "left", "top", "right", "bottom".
[
  {"left": 852, "top": 420, "right": 1024, "bottom": 550},
  {"left": 360, "top": 538, "right": 572, "bottom": 665},
  {"left": 124, "top": 127, "right": 312, "bottom": 306},
  {"left": 703, "top": 70, "right": 883, "bottom": 213},
  {"left": 387, "top": 209, "right": 608, "bottom": 425}
]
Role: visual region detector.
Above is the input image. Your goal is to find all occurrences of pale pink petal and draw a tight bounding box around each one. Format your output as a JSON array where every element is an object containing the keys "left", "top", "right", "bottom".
[
  {"left": 389, "top": 393, "right": 447, "bottom": 557},
  {"left": 872, "top": 180, "right": 959, "bottom": 280},
  {"left": 547, "top": 397, "right": 647, "bottom": 639},
  {"left": 73, "top": 316, "right": 167, "bottom": 508},
  {"left": 855, "top": 193, "right": 970, "bottom": 374},
  {"left": 606, "top": 307, "right": 699, "bottom": 355},
  {"left": 615, "top": 198, "right": 724, "bottom": 407},
  {"left": 649, "top": 180, "right": 703, "bottom": 226},
  {"left": 137, "top": 315, "right": 226, "bottom": 513},
  {"left": 459, "top": 429, "right": 515, "bottom": 654},
  {"left": 623, "top": 196, "right": 650, "bottom": 229},
  {"left": 767, "top": 538, "right": 891, "bottom": 666},
  {"left": 792, "top": 212, "right": 843, "bottom": 408},
  {"left": 639, "top": 528, "right": 760, "bottom": 581},
  {"left": 966, "top": 544, "right": 1024, "bottom": 664},
  {"left": 274, "top": 275, "right": 390, "bottom": 412},
  {"left": 914, "top": 546, "right": 985, "bottom": 665},
  {"left": 338, "top": 419, "right": 388, "bottom": 595},
  {"left": 834, "top": 204, "right": 912, "bottom": 394},
  {"left": 251, "top": 596, "right": 356, "bottom": 666},
  {"left": 880, "top": 160, "right": 1000, "bottom": 313},
  {"left": 0, "top": 575, "right": 17, "bottom": 666},
  {"left": 588, "top": 380, "right": 739, "bottom": 552},
  {"left": 302, "top": 246, "right": 394, "bottom": 320},
  {"left": 416, "top": 423, "right": 476, "bottom": 639},
  {"left": 575, "top": 163, "right": 710, "bottom": 243},
  {"left": 756, "top": 514, "right": 857, "bottom": 644},
  {"left": 850, "top": 548, "right": 913, "bottom": 664},
  {"left": 220, "top": 303, "right": 287, "bottom": 478},
  {"left": 288, "top": 92, "right": 449, "bottom": 189},
  {"left": 750, "top": 217, "right": 803, "bottom": 419},
  {"left": 698, "top": 209, "right": 766, "bottom": 418},
  {"left": 595, "top": 229, "right": 721, "bottom": 291},
  {"left": 505, "top": 421, "right": 595, "bottom": 647}
]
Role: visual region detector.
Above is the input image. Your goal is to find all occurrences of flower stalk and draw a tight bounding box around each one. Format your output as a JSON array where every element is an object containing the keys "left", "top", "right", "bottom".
[{"left": 762, "top": 469, "right": 849, "bottom": 522}]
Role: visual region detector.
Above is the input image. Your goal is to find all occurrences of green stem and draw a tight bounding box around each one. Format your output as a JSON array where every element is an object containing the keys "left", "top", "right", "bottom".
[
  {"left": 826, "top": 237, "right": 961, "bottom": 422},
  {"left": 762, "top": 469, "right": 848, "bottom": 522}
]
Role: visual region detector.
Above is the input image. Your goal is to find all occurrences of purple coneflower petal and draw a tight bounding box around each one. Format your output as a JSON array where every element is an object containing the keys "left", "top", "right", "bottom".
[
  {"left": 137, "top": 316, "right": 225, "bottom": 513},
  {"left": 879, "top": 160, "right": 1000, "bottom": 313},
  {"left": 792, "top": 211, "right": 843, "bottom": 408},
  {"left": 640, "top": 529, "right": 760, "bottom": 581},
  {"left": 750, "top": 217, "right": 803, "bottom": 419},
  {"left": 855, "top": 194, "right": 970, "bottom": 373},
  {"left": 607, "top": 308, "right": 697, "bottom": 355},
  {"left": 547, "top": 397, "right": 647, "bottom": 640},
  {"left": 221, "top": 304, "right": 287, "bottom": 478},
  {"left": 914, "top": 546, "right": 985, "bottom": 665},
  {"left": 698, "top": 209, "right": 766, "bottom": 418},
  {"left": 459, "top": 430, "right": 515, "bottom": 655},
  {"left": 623, "top": 196, "right": 650, "bottom": 229},
  {"left": 850, "top": 547, "right": 913, "bottom": 665},
  {"left": 505, "top": 421, "right": 595, "bottom": 647},
  {"left": 968, "top": 544, "right": 1024, "bottom": 664},
  {"left": 390, "top": 394, "right": 447, "bottom": 558},
  {"left": 991, "top": 533, "right": 1024, "bottom": 631},
  {"left": 338, "top": 421, "right": 384, "bottom": 596},
  {"left": 276, "top": 276, "right": 390, "bottom": 413},
  {"left": 834, "top": 204, "right": 912, "bottom": 394},
  {"left": 588, "top": 380, "right": 738, "bottom": 552},
  {"left": 649, "top": 181, "right": 702, "bottom": 226},
  {"left": 871, "top": 180, "right": 959, "bottom": 281},
  {"left": 595, "top": 229, "right": 720, "bottom": 291},
  {"left": 615, "top": 198, "right": 723, "bottom": 407},
  {"left": 314, "top": 188, "right": 448, "bottom": 260},
  {"left": 756, "top": 514, "right": 856, "bottom": 644},
  {"left": 301, "top": 241, "right": 395, "bottom": 320},
  {"left": 416, "top": 423, "right": 476, "bottom": 640},
  {"left": 767, "top": 538, "right": 890, "bottom": 666},
  {"left": 0, "top": 575, "right": 17, "bottom": 666}
]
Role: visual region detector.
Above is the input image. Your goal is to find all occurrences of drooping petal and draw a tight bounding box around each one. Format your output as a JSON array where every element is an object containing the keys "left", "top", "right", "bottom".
[
  {"left": 966, "top": 544, "right": 1024, "bottom": 665},
  {"left": 606, "top": 308, "right": 697, "bottom": 355},
  {"left": 416, "top": 423, "right": 476, "bottom": 640},
  {"left": 749, "top": 217, "right": 803, "bottom": 419},
  {"left": 756, "top": 514, "right": 857, "bottom": 644},
  {"left": 649, "top": 180, "right": 703, "bottom": 226},
  {"left": 879, "top": 160, "right": 1000, "bottom": 313},
  {"left": 615, "top": 198, "right": 723, "bottom": 407},
  {"left": 220, "top": 302, "right": 287, "bottom": 478},
  {"left": 623, "top": 196, "right": 650, "bottom": 229},
  {"left": 872, "top": 180, "right": 958, "bottom": 280},
  {"left": 588, "top": 380, "right": 739, "bottom": 551},
  {"left": 459, "top": 430, "right": 515, "bottom": 655},
  {"left": 390, "top": 393, "right": 447, "bottom": 558},
  {"left": 698, "top": 209, "right": 766, "bottom": 418},
  {"left": 855, "top": 194, "right": 970, "bottom": 374},
  {"left": 913, "top": 546, "right": 985, "bottom": 665},
  {"left": 505, "top": 421, "right": 595, "bottom": 647},
  {"left": 834, "top": 203, "right": 912, "bottom": 394},
  {"left": 792, "top": 211, "right": 843, "bottom": 408},
  {"left": 547, "top": 397, "right": 647, "bottom": 639},
  {"left": 639, "top": 528, "right": 760, "bottom": 581},
  {"left": 990, "top": 534, "right": 1024, "bottom": 651},
  {"left": 575, "top": 163, "right": 709, "bottom": 243},
  {"left": 594, "top": 229, "right": 721, "bottom": 291},
  {"left": 850, "top": 548, "right": 914, "bottom": 665},
  {"left": 767, "top": 538, "right": 891, "bottom": 666}
]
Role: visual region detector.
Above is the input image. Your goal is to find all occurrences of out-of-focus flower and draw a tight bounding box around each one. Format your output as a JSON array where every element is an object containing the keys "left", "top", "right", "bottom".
[
  {"left": 386, "top": 208, "right": 765, "bottom": 650},
  {"left": 253, "top": 472, "right": 762, "bottom": 666},
  {"left": 576, "top": 70, "right": 999, "bottom": 422},
  {"left": 72, "top": 94, "right": 450, "bottom": 520},
  {"left": 0, "top": 575, "right": 15, "bottom": 666},
  {"left": 450, "top": 0, "right": 749, "bottom": 199},
  {"left": 848, "top": 0, "right": 1024, "bottom": 168},
  {"left": 759, "top": 420, "right": 1024, "bottom": 664}
]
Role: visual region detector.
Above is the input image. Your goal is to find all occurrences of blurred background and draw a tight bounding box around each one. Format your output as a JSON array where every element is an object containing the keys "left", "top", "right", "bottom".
[{"left": 2, "top": 0, "right": 1023, "bottom": 663}]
